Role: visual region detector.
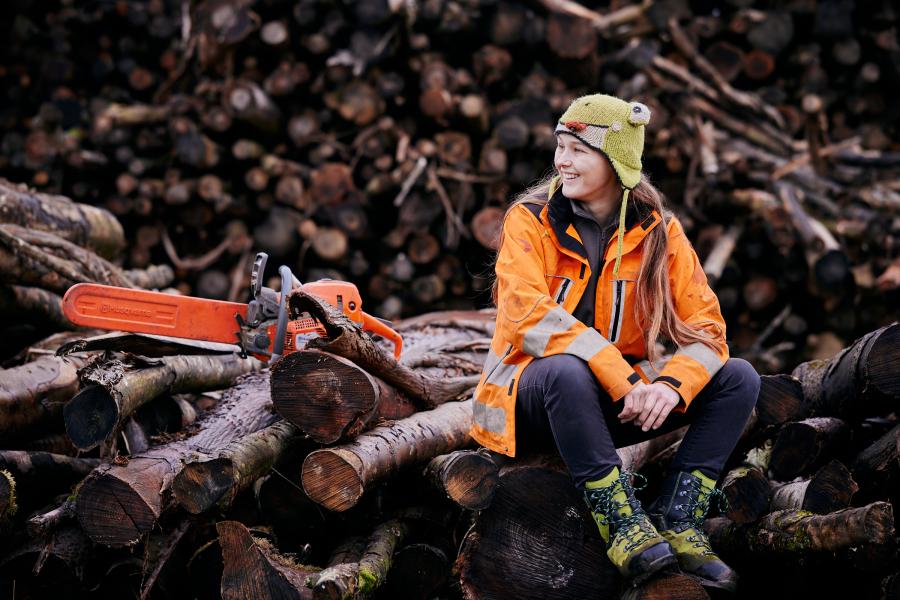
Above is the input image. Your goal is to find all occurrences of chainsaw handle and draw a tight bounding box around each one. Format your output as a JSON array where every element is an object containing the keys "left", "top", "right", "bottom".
[
  {"left": 361, "top": 312, "right": 403, "bottom": 360},
  {"left": 270, "top": 265, "right": 294, "bottom": 362}
]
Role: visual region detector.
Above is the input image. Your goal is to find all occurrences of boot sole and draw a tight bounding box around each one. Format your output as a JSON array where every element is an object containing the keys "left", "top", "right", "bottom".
[{"left": 628, "top": 553, "right": 679, "bottom": 588}]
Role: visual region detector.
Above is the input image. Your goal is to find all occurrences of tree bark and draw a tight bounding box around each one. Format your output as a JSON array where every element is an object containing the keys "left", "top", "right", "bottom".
[
  {"left": 75, "top": 371, "right": 278, "bottom": 547},
  {"left": 312, "top": 519, "right": 409, "bottom": 600},
  {"left": 791, "top": 323, "right": 899, "bottom": 420},
  {"left": 63, "top": 353, "right": 262, "bottom": 450},
  {"left": 218, "top": 520, "right": 315, "bottom": 600},
  {"left": 770, "top": 459, "right": 857, "bottom": 514},
  {"left": 172, "top": 419, "right": 303, "bottom": 514},
  {"left": 301, "top": 400, "right": 474, "bottom": 512},
  {"left": 851, "top": 422, "right": 900, "bottom": 502},
  {"left": 0, "top": 178, "right": 125, "bottom": 260},
  {"left": 705, "top": 501, "right": 894, "bottom": 557},
  {"left": 0, "top": 353, "right": 93, "bottom": 441},
  {"left": 0, "top": 225, "right": 136, "bottom": 294}
]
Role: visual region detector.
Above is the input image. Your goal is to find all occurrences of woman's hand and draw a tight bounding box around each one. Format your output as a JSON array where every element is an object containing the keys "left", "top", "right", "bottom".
[
  {"left": 636, "top": 383, "right": 681, "bottom": 432},
  {"left": 618, "top": 382, "right": 647, "bottom": 425}
]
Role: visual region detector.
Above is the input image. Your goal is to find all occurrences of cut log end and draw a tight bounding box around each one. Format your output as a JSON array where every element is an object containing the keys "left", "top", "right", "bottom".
[
  {"left": 867, "top": 324, "right": 900, "bottom": 397},
  {"left": 436, "top": 452, "right": 498, "bottom": 510},
  {"left": 76, "top": 472, "right": 156, "bottom": 547},
  {"left": 172, "top": 458, "right": 236, "bottom": 514},
  {"left": 63, "top": 384, "right": 119, "bottom": 451},
  {"left": 301, "top": 450, "right": 364, "bottom": 512},
  {"left": 271, "top": 351, "right": 379, "bottom": 444}
]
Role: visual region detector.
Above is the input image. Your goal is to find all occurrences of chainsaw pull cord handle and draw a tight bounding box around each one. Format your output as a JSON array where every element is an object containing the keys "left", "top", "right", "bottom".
[{"left": 270, "top": 265, "right": 294, "bottom": 362}]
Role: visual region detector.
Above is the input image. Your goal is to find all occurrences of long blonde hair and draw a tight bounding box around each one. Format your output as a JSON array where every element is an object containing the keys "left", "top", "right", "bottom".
[{"left": 490, "top": 172, "right": 719, "bottom": 363}]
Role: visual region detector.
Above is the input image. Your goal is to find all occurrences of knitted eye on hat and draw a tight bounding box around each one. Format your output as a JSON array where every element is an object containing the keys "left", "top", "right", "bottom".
[{"left": 550, "top": 93, "right": 651, "bottom": 278}]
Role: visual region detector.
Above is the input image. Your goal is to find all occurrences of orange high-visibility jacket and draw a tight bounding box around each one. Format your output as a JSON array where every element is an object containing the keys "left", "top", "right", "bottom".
[{"left": 471, "top": 188, "right": 729, "bottom": 457}]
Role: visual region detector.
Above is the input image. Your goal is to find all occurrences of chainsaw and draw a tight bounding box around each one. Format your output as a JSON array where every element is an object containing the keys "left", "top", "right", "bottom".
[{"left": 60, "top": 252, "right": 402, "bottom": 362}]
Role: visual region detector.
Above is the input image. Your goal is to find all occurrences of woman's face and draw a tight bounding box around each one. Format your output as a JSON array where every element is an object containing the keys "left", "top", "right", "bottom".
[{"left": 554, "top": 134, "right": 618, "bottom": 204}]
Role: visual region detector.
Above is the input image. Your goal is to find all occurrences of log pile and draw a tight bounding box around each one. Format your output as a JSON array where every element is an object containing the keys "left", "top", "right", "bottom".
[
  {"left": 1, "top": 0, "right": 899, "bottom": 598},
  {"left": 1, "top": 0, "right": 898, "bottom": 374}
]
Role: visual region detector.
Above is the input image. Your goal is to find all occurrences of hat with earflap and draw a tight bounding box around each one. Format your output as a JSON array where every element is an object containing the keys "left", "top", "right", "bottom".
[{"left": 549, "top": 93, "right": 651, "bottom": 279}]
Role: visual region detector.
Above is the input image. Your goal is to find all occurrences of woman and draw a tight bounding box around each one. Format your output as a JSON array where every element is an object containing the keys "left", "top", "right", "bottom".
[{"left": 470, "top": 94, "right": 759, "bottom": 591}]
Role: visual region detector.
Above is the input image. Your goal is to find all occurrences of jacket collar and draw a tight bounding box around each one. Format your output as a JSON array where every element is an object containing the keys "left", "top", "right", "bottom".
[{"left": 542, "top": 185, "right": 661, "bottom": 262}]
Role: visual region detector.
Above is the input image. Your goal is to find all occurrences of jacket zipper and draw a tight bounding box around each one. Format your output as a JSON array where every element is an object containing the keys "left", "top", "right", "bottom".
[
  {"left": 609, "top": 280, "right": 624, "bottom": 343},
  {"left": 484, "top": 343, "right": 514, "bottom": 382}
]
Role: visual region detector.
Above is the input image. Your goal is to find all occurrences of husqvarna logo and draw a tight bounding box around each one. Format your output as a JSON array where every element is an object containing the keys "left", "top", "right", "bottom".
[{"left": 100, "top": 304, "right": 154, "bottom": 318}]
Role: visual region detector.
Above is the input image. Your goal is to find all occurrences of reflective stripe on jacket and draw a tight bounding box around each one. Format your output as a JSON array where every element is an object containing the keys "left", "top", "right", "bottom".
[{"left": 471, "top": 187, "right": 729, "bottom": 456}]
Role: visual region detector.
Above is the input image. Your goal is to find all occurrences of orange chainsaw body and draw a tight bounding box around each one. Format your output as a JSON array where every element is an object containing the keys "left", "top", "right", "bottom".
[{"left": 61, "top": 278, "right": 402, "bottom": 361}]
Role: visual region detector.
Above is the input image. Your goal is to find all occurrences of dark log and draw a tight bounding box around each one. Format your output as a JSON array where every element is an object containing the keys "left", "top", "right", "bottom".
[
  {"left": 456, "top": 464, "right": 618, "bottom": 600},
  {"left": 271, "top": 350, "right": 417, "bottom": 444},
  {"left": 218, "top": 521, "right": 315, "bottom": 600},
  {"left": 26, "top": 496, "right": 76, "bottom": 538},
  {"left": 770, "top": 417, "right": 849, "bottom": 480},
  {"left": 0, "top": 354, "right": 93, "bottom": 441},
  {"left": 384, "top": 542, "right": 451, "bottom": 600},
  {"left": 172, "top": 420, "right": 303, "bottom": 514},
  {"left": 852, "top": 423, "right": 900, "bottom": 502},
  {"left": 457, "top": 431, "right": 687, "bottom": 599},
  {"left": 0, "top": 526, "right": 91, "bottom": 594},
  {"left": 721, "top": 466, "right": 771, "bottom": 524},
  {"left": 0, "top": 178, "right": 125, "bottom": 260},
  {"left": 755, "top": 374, "right": 806, "bottom": 428},
  {"left": 770, "top": 460, "right": 857, "bottom": 514},
  {"left": 0, "top": 285, "right": 73, "bottom": 330},
  {"left": 791, "top": 323, "right": 900, "bottom": 421},
  {"left": 75, "top": 371, "right": 278, "bottom": 547},
  {"left": 0, "top": 452, "right": 98, "bottom": 512},
  {"left": 312, "top": 519, "right": 409, "bottom": 600},
  {"left": 0, "top": 225, "right": 136, "bottom": 294},
  {"left": 705, "top": 501, "right": 895, "bottom": 558},
  {"left": 302, "top": 400, "right": 474, "bottom": 512},
  {"left": 286, "top": 289, "right": 480, "bottom": 409},
  {"left": 64, "top": 353, "right": 262, "bottom": 451},
  {"left": 424, "top": 449, "right": 499, "bottom": 510},
  {"left": 619, "top": 574, "right": 710, "bottom": 600}
]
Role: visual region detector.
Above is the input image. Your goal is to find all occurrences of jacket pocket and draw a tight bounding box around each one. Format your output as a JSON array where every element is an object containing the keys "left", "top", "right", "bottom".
[{"left": 546, "top": 275, "right": 574, "bottom": 305}]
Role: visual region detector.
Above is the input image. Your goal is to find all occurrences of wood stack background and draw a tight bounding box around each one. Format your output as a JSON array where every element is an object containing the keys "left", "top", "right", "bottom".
[{"left": 0, "top": 0, "right": 898, "bottom": 599}]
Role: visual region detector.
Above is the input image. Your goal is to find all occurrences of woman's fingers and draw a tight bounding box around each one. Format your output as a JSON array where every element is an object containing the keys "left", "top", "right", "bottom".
[
  {"left": 619, "top": 389, "right": 643, "bottom": 423},
  {"left": 640, "top": 399, "right": 667, "bottom": 432}
]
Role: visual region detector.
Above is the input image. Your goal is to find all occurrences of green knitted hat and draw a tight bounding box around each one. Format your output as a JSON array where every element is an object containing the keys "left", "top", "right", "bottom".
[
  {"left": 550, "top": 94, "right": 651, "bottom": 278},
  {"left": 554, "top": 93, "right": 650, "bottom": 189}
]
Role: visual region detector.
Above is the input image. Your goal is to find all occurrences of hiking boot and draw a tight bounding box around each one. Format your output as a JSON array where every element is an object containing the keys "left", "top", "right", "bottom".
[
  {"left": 583, "top": 466, "right": 677, "bottom": 585},
  {"left": 648, "top": 469, "right": 738, "bottom": 593}
]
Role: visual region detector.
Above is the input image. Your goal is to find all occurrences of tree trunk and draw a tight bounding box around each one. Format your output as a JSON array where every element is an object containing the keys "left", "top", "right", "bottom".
[
  {"left": 75, "top": 371, "right": 278, "bottom": 547},
  {"left": 172, "top": 420, "right": 303, "bottom": 514},
  {"left": 64, "top": 353, "right": 262, "bottom": 450},
  {"left": 218, "top": 520, "right": 315, "bottom": 600},
  {"left": 721, "top": 466, "right": 771, "bottom": 524},
  {"left": 791, "top": 323, "right": 899, "bottom": 420},
  {"left": 301, "top": 400, "right": 474, "bottom": 512}
]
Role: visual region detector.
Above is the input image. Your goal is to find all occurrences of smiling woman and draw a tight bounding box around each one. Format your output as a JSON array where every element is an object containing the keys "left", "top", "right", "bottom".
[{"left": 469, "top": 93, "right": 761, "bottom": 592}]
